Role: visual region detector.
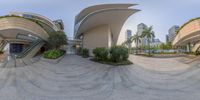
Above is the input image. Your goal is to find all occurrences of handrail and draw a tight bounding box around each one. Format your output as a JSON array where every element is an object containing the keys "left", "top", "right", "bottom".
[
  {"left": 16, "top": 39, "right": 43, "bottom": 58},
  {"left": 0, "top": 40, "right": 7, "bottom": 51}
]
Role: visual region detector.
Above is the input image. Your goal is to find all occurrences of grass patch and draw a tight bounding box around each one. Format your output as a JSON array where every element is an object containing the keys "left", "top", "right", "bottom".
[{"left": 91, "top": 58, "right": 133, "bottom": 66}]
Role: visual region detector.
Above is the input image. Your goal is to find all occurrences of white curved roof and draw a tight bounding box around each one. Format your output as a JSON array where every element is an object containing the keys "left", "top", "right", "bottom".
[
  {"left": 9, "top": 12, "right": 59, "bottom": 31},
  {"left": 173, "top": 19, "right": 200, "bottom": 46},
  {"left": 75, "top": 4, "right": 137, "bottom": 24},
  {"left": 74, "top": 4, "right": 140, "bottom": 44},
  {"left": 0, "top": 17, "right": 49, "bottom": 41},
  {"left": 173, "top": 18, "right": 200, "bottom": 52}
]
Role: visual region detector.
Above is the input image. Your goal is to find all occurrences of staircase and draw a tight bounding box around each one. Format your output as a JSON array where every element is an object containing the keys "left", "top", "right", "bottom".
[
  {"left": 16, "top": 39, "right": 44, "bottom": 58},
  {"left": 0, "top": 40, "right": 7, "bottom": 51}
]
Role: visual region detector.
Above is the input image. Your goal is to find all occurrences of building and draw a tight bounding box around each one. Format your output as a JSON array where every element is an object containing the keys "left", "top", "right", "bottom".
[
  {"left": 151, "top": 38, "right": 162, "bottom": 47},
  {"left": 167, "top": 25, "right": 179, "bottom": 43},
  {"left": 137, "top": 23, "right": 155, "bottom": 46},
  {"left": 0, "top": 12, "right": 64, "bottom": 58},
  {"left": 173, "top": 18, "right": 200, "bottom": 52},
  {"left": 137, "top": 23, "right": 148, "bottom": 46},
  {"left": 126, "top": 29, "right": 132, "bottom": 40},
  {"left": 74, "top": 4, "right": 140, "bottom": 55},
  {"left": 166, "top": 35, "right": 169, "bottom": 43},
  {"left": 125, "top": 29, "right": 132, "bottom": 48}
]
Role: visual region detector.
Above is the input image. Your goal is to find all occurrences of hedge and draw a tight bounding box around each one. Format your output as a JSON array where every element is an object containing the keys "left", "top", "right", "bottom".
[{"left": 93, "top": 47, "right": 109, "bottom": 61}]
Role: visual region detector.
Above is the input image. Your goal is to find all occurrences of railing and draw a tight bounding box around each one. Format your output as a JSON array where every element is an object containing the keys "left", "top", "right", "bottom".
[
  {"left": 0, "top": 40, "right": 7, "bottom": 51},
  {"left": 16, "top": 39, "right": 43, "bottom": 58}
]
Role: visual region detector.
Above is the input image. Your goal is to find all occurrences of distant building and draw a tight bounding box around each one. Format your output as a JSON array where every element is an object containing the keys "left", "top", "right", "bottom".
[
  {"left": 137, "top": 23, "right": 148, "bottom": 46},
  {"left": 126, "top": 30, "right": 132, "bottom": 40},
  {"left": 125, "top": 29, "right": 132, "bottom": 48},
  {"left": 151, "top": 38, "right": 162, "bottom": 47},
  {"left": 167, "top": 25, "right": 179, "bottom": 42},
  {"left": 137, "top": 23, "right": 156, "bottom": 46},
  {"left": 166, "top": 35, "right": 169, "bottom": 43}
]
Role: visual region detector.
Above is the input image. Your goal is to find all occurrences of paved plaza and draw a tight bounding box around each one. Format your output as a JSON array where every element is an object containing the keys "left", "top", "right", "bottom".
[{"left": 0, "top": 55, "right": 199, "bottom": 100}]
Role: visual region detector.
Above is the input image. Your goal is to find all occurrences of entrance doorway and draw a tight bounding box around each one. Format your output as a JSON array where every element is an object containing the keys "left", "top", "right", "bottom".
[{"left": 9, "top": 43, "right": 24, "bottom": 54}]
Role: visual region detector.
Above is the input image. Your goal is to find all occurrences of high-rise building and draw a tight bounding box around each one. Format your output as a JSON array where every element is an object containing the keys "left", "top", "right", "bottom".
[
  {"left": 137, "top": 23, "right": 148, "bottom": 46},
  {"left": 126, "top": 30, "right": 132, "bottom": 40},
  {"left": 126, "top": 29, "right": 132, "bottom": 48},
  {"left": 168, "top": 25, "right": 179, "bottom": 42},
  {"left": 166, "top": 35, "right": 169, "bottom": 43}
]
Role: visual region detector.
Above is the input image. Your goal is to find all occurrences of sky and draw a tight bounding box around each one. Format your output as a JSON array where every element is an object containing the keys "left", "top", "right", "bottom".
[{"left": 0, "top": 0, "right": 200, "bottom": 42}]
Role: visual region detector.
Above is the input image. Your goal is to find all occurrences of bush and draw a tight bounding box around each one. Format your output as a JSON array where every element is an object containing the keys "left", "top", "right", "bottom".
[
  {"left": 81, "top": 48, "right": 89, "bottom": 58},
  {"left": 43, "top": 49, "right": 65, "bottom": 59},
  {"left": 110, "top": 46, "right": 129, "bottom": 62},
  {"left": 93, "top": 47, "right": 109, "bottom": 61},
  {"left": 47, "top": 31, "right": 67, "bottom": 49},
  {"left": 185, "top": 52, "right": 200, "bottom": 56},
  {"left": 196, "top": 51, "right": 200, "bottom": 55},
  {"left": 0, "top": 51, "right": 3, "bottom": 54}
]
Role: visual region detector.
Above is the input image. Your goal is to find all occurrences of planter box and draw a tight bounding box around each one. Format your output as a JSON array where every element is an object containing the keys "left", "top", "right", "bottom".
[{"left": 41, "top": 54, "right": 65, "bottom": 64}]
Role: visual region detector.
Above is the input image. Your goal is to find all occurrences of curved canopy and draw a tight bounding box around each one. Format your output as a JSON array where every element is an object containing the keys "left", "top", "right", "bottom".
[
  {"left": 173, "top": 19, "right": 200, "bottom": 45},
  {"left": 74, "top": 4, "right": 140, "bottom": 44},
  {"left": 173, "top": 18, "right": 200, "bottom": 51},
  {"left": 75, "top": 4, "right": 137, "bottom": 24},
  {"left": 0, "top": 17, "right": 49, "bottom": 41},
  {"left": 10, "top": 12, "right": 59, "bottom": 31}
]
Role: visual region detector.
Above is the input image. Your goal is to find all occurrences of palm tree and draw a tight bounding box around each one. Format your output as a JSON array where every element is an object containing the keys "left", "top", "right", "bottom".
[
  {"left": 122, "top": 38, "right": 132, "bottom": 53},
  {"left": 130, "top": 33, "right": 141, "bottom": 54},
  {"left": 122, "top": 33, "right": 141, "bottom": 54},
  {"left": 141, "top": 26, "right": 155, "bottom": 56}
]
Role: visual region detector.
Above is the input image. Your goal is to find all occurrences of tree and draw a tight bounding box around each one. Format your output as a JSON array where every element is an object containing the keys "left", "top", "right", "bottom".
[
  {"left": 159, "top": 42, "right": 172, "bottom": 50},
  {"left": 122, "top": 33, "right": 141, "bottom": 54},
  {"left": 48, "top": 31, "right": 67, "bottom": 49},
  {"left": 141, "top": 26, "right": 155, "bottom": 55},
  {"left": 130, "top": 33, "right": 141, "bottom": 54}
]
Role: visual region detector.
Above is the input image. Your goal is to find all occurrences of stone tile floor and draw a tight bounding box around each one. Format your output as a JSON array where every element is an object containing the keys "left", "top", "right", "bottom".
[{"left": 0, "top": 55, "right": 199, "bottom": 100}]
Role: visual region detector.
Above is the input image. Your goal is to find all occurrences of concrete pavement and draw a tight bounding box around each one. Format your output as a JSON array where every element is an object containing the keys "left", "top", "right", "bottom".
[{"left": 0, "top": 55, "right": 199, "bottom": 100}]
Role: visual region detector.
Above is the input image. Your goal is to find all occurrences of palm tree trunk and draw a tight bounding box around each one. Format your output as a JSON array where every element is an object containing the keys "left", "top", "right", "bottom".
[
  {"left": 148, "top": 39, "right": 150, "bottom": 56},
  {"left": 136, "top": 40, "right": 138, "bottom": 54}
]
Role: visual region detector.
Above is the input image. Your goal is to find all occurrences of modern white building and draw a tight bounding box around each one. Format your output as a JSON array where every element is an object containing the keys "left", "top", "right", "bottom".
[
  {"left": 0, "top": 12, "right": 65, "bottom": 58},
  {"left": 173, "top": 18, "right": 200, "bottom": 52},
  {"left": 74, "top": 4, "right": 140, "bottom": 55}
]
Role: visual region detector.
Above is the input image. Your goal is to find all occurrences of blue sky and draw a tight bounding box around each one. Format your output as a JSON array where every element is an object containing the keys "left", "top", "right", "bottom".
[{"left": 0, "top": 0, "right": 200, "bottom": 42}]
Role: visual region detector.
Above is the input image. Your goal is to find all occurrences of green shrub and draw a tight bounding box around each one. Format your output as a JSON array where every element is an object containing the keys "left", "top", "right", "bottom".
[
  {"left": 185, "top": 52, "right": 200, "bottom": 56},
  {"left": 82, "top": 48, "right": 89, "bottom": 58},
  {"left": 93, "top": 47, "right": 109, "bottom": 61},
  {"left": 110, "top": 46, "right": 129, "bottom": 62},
  {"left": 0, "top": 51, "right": 3, "bottom": 54},
  {"left": 195, "top": 51, "right": 200, "bottom": 55},
  {"left": 43, "top": 49, "right": 65, "bottom": 59}
]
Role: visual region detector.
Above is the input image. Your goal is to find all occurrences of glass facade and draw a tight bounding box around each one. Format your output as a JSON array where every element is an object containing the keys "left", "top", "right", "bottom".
[
  {"left": 9, "top": 44, "right": 23, "bottom": 53},
  {"left": 126, "top": 30, "right": 132, "bottom": 40}
]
